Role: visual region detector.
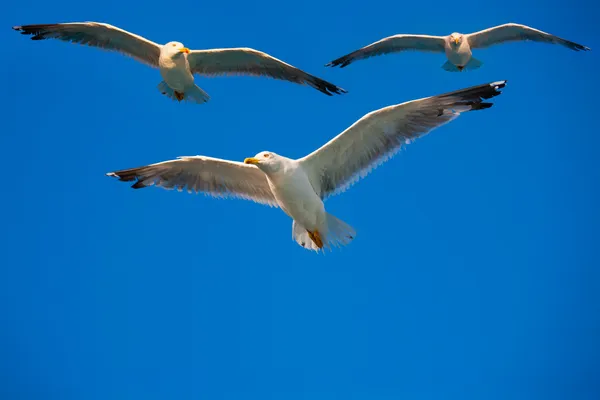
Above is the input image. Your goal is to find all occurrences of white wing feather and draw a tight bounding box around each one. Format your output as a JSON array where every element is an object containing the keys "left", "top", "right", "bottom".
[
  {"left": 325, "top": 34, "right": 446, "bottom": 68},
  {"left": 299, "top": 81, "right": 507, "bottom": 199},
  {"left": 107, "top": 156, "right": 278, "bottom": 207},
  {"left": 187, "top": 48, "right": 346, "bottom": 95},
  {"left": 13, "top": 22, "right": 162, "bottom": 67},
  {"left": 466, "top": 23, "right": 590, "bottom": 51}
]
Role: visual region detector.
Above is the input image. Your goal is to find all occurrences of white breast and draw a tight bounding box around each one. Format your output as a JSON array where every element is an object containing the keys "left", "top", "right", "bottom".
[
  {"left": 268, "top": 161, "right": 325, "bottom": 231},
  {"left": 445, "top": 41, "right": 472, "bottom": 66},
  {"left": 158, "top": 54, "right": 194, "bottom": 92}
]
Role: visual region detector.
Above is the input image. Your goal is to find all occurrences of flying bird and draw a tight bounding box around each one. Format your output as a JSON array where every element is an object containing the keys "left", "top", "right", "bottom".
[
  {"left": 13, "top": 22, "right": 347, "bottom": 103},
  {"left": 326, "top": 23, "right": 590, "bottom": 72},
  {"left": 107, "top": 81, "right": 507, "bottom": 252}
]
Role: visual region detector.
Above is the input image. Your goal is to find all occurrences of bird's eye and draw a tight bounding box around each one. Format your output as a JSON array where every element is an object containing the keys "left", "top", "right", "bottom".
[
  {"left": 172, "top": 43, "right": 176, "bottom": 47},
  {"left": 263, "top": 153, "right": 270, "bottom": 158}
]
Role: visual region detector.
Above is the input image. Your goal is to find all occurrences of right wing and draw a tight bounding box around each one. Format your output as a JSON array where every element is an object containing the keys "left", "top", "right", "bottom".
[
  {"left": 107, "top": 156, "right": 278, "bottom": 207},
  {"left": 13, "top": 22, "right": 162, "bottom": 67},
  {"left": 325, "top": 34, "right": 446, "bottom": 68}
]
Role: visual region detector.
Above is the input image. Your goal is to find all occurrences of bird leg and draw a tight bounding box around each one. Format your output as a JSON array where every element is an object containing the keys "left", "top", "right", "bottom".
[
  {"left": 457, "top": 66, "right": 464, "bottom": 72},
  {"left": 174, "top": 91, "right": 185, "bottom": 101},
  {"left": 307, "top": 230, "right": 324, "bottom": 249}
]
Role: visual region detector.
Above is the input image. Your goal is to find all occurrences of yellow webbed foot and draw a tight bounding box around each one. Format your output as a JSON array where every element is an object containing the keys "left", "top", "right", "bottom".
[{"left": 307, "top": 230, "right": 324, "bottom": 249}]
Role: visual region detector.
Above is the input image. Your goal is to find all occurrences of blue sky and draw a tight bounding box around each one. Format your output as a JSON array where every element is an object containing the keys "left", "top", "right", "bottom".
[{"left": 2, "top": 0, "right": 599, "bottom": 399}]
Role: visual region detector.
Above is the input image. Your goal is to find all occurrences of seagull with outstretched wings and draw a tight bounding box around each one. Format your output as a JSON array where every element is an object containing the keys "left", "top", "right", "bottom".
[
  {"left": 13, "top": 22, "right": 347, "bottom": 104},
  {"left": 108, "top": 81, "right": 507, "bottom": 252},
  {"left": 326, "top": 23, "right": 589, "bottom": 72}
]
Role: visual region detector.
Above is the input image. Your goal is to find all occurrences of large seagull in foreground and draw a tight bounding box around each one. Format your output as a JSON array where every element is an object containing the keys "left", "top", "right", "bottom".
[
  {"left": 13, "top": 22, "right": 347, "bottom": 103},
  {"left": 107, "top": 81, "right": 507, "bottom": 252},
  {"left": 326, "top": 23, "right": 590, "bottom": 72}
]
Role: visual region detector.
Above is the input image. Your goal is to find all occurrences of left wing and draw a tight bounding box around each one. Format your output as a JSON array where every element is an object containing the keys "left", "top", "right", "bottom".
[
  {"left": 187, "top": 48, "right": 346, "bottom": 96},
  {"left": 467, "top": 23, "right": 590, "bottom": 51},
  {"left": 298, "top": 81, "right": 507, "bottom": 200}
]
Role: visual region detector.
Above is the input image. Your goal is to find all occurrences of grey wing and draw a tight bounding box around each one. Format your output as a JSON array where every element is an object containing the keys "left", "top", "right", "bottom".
[
  {"left": 187, "top": 48, "right": 346, "bottom": 96},
  {"left": 467, "top": 23, "right": 590, "bottom": 51},
  {"left": 325, "top": 34, "right": 447, "bottom": 68},
  {"left": 107, "top": 156, "right": 278, "bottom": 207},
  {"left": 298, "top": 81, "right": 507, "bottom": 200},
  {"left": 13, "top": 22, "right": 162, "bottom": 67}
]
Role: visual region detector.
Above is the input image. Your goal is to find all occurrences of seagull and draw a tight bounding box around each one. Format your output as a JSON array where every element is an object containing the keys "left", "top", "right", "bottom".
[
  {"left": 13, "top": 22, "right": 347, "bottom": 103},
  {"left": 326, "top": 23, "right": 590, "bottom": 72},
  {"left": 107, "top": 80, "right": 506, "bottom": 252}
]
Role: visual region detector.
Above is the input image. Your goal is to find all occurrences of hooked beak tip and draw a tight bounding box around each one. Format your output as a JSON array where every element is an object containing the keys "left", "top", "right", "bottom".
[
  {"left": 244, "top": 157, "right": 260, "bottom": 165},
  {"left": 181, "top": 47, "right": 190, "bottom": 54}
]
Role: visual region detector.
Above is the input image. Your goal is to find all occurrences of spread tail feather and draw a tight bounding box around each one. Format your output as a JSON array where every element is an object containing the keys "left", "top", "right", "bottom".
[
  {"left": 157, "top": 81, "right": 210, "bottom": 104},
  {"left": 292, "top": 213, "right": 356, "bottom": 252},
  {"left": 441, "top": 57, "right": 483, "bottom": 72},
  {"left": 441, "top": 60, "right": 462, "bottom": 72},
  {"left": 464, "top": 57, "right": 483, "bottom": 71}
]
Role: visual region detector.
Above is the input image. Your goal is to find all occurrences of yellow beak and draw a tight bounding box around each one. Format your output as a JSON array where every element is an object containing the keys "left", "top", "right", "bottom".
[
  {"left": 454, "top": 38, "right": 460, "bottom": 44},
  {"left": 244, "top": 157, "right": 260, "bottom": 165},
  {"left": 180, "top": 47, "right": 190, "bottom": 54}
]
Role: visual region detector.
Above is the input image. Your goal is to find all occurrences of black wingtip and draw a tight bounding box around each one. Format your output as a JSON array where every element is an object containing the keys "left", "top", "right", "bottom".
[
  {"left": 107, "top": 168, "right": 151, "bottom": 189},
  {"left": 490, "top": 80, "right": 507, "bottom": 92},
  {"left": 12, "top": 24, "right": 63, "bottom": 39},
  {"left": 324, "top": 57, "right": 344, "bottom": 68},
  {"left": 131, "top": 181, "right": 147, "bottom": 189},
  {"left": 312, "top": 76, "right": 348, "bottom": 96},
  {"left": 106, "top": 171, "right": 130, "bottom": 182},
  {"left": 435, "top": 80, "right": 508, "bottom": 112},
  {"left": 470, "top": 102, "right": 494, "bottom": 111},
  {"left": 324, "top": 61, "right": 342, "bottom": 68},
  {"left": 326, "top": 57, "right": 353, "bottom": 68},
  {"left": 12, "top": 24, "right": 43, "bottom": 38}
]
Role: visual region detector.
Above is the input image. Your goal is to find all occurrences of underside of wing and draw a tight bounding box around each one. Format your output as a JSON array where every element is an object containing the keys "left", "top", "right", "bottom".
[
  {"left": 467, "top": 23, "right": 590, "bottom": 51},
  {"left": 107, "top": 156, "right": 278, "bottom": 207},
  {"left": 299, "top": 81, "right": 507, "bottom": 199},
  {"left": 187, "top": 48, "right": 346, "bottom": 95},
  {"left": 13, "top": 22, "right": 162, "bottom": 67},
  {"left": 325, "top": 34, "right": 446, "bottom": 68}
]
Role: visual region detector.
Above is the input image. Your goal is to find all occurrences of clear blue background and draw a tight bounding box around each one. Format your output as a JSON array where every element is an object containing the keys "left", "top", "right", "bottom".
[{"left": 2, "top": 1, "right": 599, "bottom": 399}]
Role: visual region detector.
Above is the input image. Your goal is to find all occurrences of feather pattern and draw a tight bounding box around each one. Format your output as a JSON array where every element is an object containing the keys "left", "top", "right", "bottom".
[
  {"left": 467, "top": 23, "right": 590, "bottom": 51},
  {"left": 299, "top": 81, "right": 507, "bottom": 199},
  {"left": 187, "top": 48, "right": 346, "bottom": 95},
  {"left": 13, "top": 22, "right": 162, "bottom": 67},
  {"left": 107, "top": 156, "right": 278, "bottom": 207},
  {"left": 325, "top": 35, "right": 446, "bottom": 68}
]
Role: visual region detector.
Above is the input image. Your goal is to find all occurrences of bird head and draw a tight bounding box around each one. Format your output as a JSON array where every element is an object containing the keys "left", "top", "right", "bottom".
[
  {"left": 244, "top": 151, "right": 282, "bottom": 173},
  {"left": 165, "top": 41, "right": 190, "bottom": 57},
  {"left": 449, "top": 33, "right": 463, "bottom": 46}
]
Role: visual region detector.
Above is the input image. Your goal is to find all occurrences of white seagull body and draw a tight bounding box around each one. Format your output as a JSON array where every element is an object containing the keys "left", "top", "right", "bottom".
[
  {"left": 13, "top": 22, "right": 347, "bottom": 103},
  {"left": 107, "top": 81, "right": 507, "bottom": 252},
  {"left": 326, "top": 23, "right": 590, "bottom": 72}
]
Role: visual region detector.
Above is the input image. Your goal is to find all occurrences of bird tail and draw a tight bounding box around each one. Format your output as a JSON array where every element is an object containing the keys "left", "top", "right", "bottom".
[
  {"left": 292, "top": 213, "right": 356, "bottom": 252},
  {"left": 441, "top": 61, "right": 462, "bottom": 72},
  {"left": 441, "top": 58, "right": 483, "bottom": 72},
  {"left": 464, "top": 57, "right": 484, "bottom": 71},
  {"left": 157, "top": 81, "right": 210, "bottom": 104}
]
